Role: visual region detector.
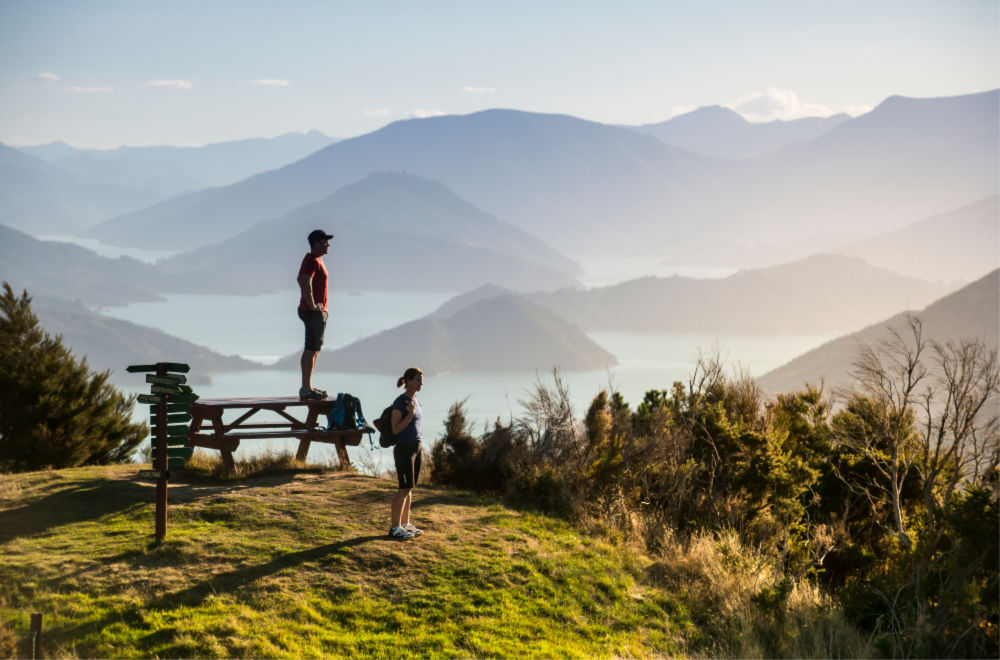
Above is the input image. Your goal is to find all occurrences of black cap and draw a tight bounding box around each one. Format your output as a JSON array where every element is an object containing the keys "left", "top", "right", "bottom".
[{"left": 308, "top": 229, "right": 334, "bottom": 244}]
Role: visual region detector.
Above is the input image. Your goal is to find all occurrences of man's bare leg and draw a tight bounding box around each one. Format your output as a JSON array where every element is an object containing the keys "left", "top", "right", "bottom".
[{"left": 300, "top": 349, "right": 318, "bottom": 390}]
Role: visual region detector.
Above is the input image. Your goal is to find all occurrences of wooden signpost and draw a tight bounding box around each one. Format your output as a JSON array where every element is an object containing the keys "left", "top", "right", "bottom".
[{"left": 127, "top": 361, "right": 196, "bottom": 542}]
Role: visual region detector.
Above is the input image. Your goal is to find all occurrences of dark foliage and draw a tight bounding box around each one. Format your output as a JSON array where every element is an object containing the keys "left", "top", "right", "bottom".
[{"left": 0, "top": 283, "right": 147, "bottom": 472}]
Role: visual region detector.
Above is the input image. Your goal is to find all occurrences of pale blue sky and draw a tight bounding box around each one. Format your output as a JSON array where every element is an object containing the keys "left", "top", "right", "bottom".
[{"left": 1, "top": 0, "right": 997, "bottom": 148}]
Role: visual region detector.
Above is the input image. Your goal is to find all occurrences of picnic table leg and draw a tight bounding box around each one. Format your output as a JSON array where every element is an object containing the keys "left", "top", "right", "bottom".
[
  {"left": 295, "top": 439, "right": 311, "bottom": 462},
  {"left": 210, "top": 413, "right": 236, "bottom": 473},
  {"left": 335, "top": 440, "right": 351, "bottom": 470}
]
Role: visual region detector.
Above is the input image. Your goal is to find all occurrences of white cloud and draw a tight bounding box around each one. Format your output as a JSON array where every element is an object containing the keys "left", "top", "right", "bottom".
[
  {"left": 35, "top": 72, "right": 60, "bottom": 82},
  {"left": 726, "top": 88, "right": 832, "bottom": 122},
  {"left": 404, "top": 108, "right": 446, "bottom": 119},
  {"left": 143, "top": 79, "right": 193, "bottom": 90},
  {"left": 248, "top": 79, "right": 290, "bottom": 87},
  {"left": 68, "top": 85, "right": 112, "bottom": 93},
  {"left": 363, "top": 108, "right": 391, "bottom": 118},
  {"left": 461, "top": 86, "right": 495, "bottom": 93},
  {"left": 841, "top": 104, "right": 874, "bottom": 117}
]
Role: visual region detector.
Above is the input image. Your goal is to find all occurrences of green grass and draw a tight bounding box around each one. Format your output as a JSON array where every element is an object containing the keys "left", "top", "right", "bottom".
[{"left": 0, "top": 464, "right": 690, "bottom": 658}]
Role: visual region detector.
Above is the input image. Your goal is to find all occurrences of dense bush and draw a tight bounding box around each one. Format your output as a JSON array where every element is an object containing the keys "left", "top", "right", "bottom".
[
  {"left": 0, "top": 283, "right": 147, "bottom": 472},
  {"left": 430, "top": 322, "right": 999, "bottom": 658}
]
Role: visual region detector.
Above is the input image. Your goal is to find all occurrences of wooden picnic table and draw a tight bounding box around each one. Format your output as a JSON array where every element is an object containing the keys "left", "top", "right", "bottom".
[{"left": 186, "top": 396, "right": 371, "bottom": 471}]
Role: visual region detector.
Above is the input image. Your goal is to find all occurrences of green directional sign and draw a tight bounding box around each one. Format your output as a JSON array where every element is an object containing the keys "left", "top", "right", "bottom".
[
  {"left": 166, "top": 437, "right": 190, "bottom": 447},
  {"left": 136, "top": 469, "right": 165, "bottom": 480},
  {"left": 137, "top": 394, "right": 162, "bottom": 404},
  {"left": 178, "top": 384, "right": 194, "bottom": 393},
  {"left": 154, "top": 457, "right": 187, "bottom": 469},
  {"left": 149, "top": 403, "right": 192, "bottom": 413},
  {"left": 146, "top": 374, "right": 187, "bottom": 385},
  {"left": 150, "top": 384, "right": 182, "bottom": 395},
  {"left": 150, "top": 424, "right": 190, "bottom": 436},
  {"left": 163, "top": 412, "right": 192, "bottom": 423},
  {"left": 162, "top": 362, "right": 190, "bottom": 373},
  {"left": 127, "top": 364, "right": 159, "bottom": 373},
  {"left": 170, "top": 392, "right": 199, "bottom": 403},
  {"left": 167, "top": 447, "right": 193, "bottom": 459}
]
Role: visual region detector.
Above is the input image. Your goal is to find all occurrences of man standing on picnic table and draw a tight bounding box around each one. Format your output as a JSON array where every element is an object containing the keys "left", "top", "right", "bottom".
[{"left": 297, "top": 229, "right": 333, "bottom": 400}]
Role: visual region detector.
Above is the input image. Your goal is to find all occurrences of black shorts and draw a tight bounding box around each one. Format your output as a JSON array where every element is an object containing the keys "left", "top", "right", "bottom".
[
  {"left": 394, "top": 442, "right": 421, "bottom": 489},
  {"left": 298, "top": 308, "right": 327, "bottom": 351}
]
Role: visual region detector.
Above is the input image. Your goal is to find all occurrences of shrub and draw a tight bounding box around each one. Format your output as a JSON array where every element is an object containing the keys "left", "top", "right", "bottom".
[{"left": 0, "top": 284, "right": 147, "bottom": 472}]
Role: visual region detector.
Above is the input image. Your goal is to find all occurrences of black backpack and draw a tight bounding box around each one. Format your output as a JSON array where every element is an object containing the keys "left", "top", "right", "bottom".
[{"left": 374, "top": 405, "right": 397, "bottom": 448}]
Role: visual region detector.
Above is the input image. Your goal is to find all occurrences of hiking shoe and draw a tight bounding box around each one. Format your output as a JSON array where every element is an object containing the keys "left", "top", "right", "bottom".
[
  {"left": 299, "top": 387, "right": 325, "bottom": 400},
  {"left": 311, "top": 387, "right": 329, "bottom": 397},
  {"left": 403, "top": 523, "right": 423, "bottom": 536},
  {"left": 389, "top": 525, "right": 414, "bottom": 540}
]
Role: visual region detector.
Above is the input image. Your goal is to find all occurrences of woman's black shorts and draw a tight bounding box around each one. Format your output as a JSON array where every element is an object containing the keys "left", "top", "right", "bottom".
[
  {"left": 394, "top": 442, "right": 421, "bottom": 489},
  {"left": 297, "top": 308, "right": 327, "bottom": 351}
]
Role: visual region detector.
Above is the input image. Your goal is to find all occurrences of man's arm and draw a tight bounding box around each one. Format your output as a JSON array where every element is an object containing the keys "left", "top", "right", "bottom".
[{"left": 297, "top": 272, "right": 319, "bottom": 311}]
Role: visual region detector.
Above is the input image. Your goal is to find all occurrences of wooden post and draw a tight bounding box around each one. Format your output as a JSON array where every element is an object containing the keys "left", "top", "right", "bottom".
[
  {"left": 155, "top": 363, "right": 168, "bottom": 542},
  {"left": 29, "top": 613, "right": 41, "bottom": 660}
]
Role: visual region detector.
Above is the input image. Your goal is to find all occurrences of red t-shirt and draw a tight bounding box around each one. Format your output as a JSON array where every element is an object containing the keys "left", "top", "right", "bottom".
[{"left": 298, "top": 253, "right": 328, "bottom": 311}]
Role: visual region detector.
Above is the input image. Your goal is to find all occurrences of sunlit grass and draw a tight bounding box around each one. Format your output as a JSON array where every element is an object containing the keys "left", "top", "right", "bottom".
[{"left": 0, "top": 465, "right": 687, "bottom": 658}]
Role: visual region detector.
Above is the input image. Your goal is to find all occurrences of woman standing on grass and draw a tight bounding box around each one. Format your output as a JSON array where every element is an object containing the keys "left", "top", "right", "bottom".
[{"left": 389, "top": 366, "right": 424, "bottom": 540}]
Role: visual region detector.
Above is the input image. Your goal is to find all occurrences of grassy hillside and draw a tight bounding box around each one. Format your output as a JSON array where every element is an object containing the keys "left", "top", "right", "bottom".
[{"left": 0, "top": 463, "right": 689, "bottom": 658}]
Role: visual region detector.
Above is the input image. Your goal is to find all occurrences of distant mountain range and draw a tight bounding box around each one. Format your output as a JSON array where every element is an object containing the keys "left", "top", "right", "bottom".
[
  {"left": 155, "top": 172, "right": 582, "bottom": 293},
  {"left": 759, "top": 270, "right": 999, "bottom": 394},
  {"left": 272, "top": 293, "right": 616, "bottom": 374},
  {"left": 832, "top": 195, "right": 999, "bottom": 283},
  {"left": 0, "top": 223, "right": 161, "bottom": 307},
  {"left": 528, "top": 254, "right": 957, "bottom": 335},
  {"left": 84, "top": 90, "right": 999, "bottom": 261},
  {"left": 18, "top": 131, "right": 337, "bottom": 198},
  {"left": 28, "top": 295, "right": 259, "bottom": 385},
  {"left": 665, "top": 194, "right": 1000, "bottom": 280},
  {"left": 629, "top": 106, "right": 850, "bottom": 158},
  {"left": 0, "top": 144, "right": 160, "bottom": 235}
]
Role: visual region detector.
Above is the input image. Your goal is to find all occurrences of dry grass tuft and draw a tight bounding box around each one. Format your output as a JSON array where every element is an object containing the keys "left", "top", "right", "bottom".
[{"left": 649, "top": 530, "right": 867, "bottom": 658}]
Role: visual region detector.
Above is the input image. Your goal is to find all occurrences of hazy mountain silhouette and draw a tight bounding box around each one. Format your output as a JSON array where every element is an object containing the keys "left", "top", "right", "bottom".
[
  {"left": 29, "top": 295, "right": 259, "bottom": 385},
  {"left": 719, "top": 89, "right": 998, "bottom": 245},
  {"left": 0, "top": 224, "right": 161, "bottom": 306},
  {"left": 155, "top": 172, "right": 581, "bottom": 293},
  {"left": 759, "top": 269, "right": 1000, "bottom": 394},
  {"left": 41, "top": 130, "right": 336, "bottom": 198},
  {"left": 86, "top": 91, "right": 997, "bottom": 263},
  {"left": 0, "top": 144, "right": 159, "bottom": 235},
  {"left": 85, "top": 109, "right": 715, "bottom": 252},
  {"left": 272, "top": 294, "right": 616, "bottom": 374},
  {"left": 529, "top": 254, "right": 956, "bottom": 335},
  {"left": 632, "top": 106, "right": 850, "bottom": 158},
  {"left": 16, "top": 140, "right": 81, "bottom": 161},
  {"left": 832, "top": 195, "right": 999, "bottom": 282}
]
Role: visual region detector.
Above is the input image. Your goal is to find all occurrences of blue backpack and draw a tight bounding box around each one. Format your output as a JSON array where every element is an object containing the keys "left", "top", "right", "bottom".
[{"left": 328, "top": 393, "right": 364, "bottom": 430}]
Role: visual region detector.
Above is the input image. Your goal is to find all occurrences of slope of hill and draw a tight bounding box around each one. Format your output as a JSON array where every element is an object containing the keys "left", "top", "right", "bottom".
[
  {"left": 30, "top": 295, "right": 260, "bottom": 382},
  {"left": 0, "top": 144, "right": 159, "bottom": 235},
  {"left": 0, "top": 224, "right": 161, "bottom": 307},
  {"left": 85, "top": 108, "right": 716, "bottom": 252},
  {"left": 45, "top": 130, "right": 337, "bottom": 198},
  {"left": 759, "top": 269, "right": 1000, "bottom": 394},
  {"left": 529, "top": 254, "right": 956, "bottom": 335},
  {"left": 832, "top": 195, "right": 999, "bottom": 282},
  {"left": 632, "top": 106, "right": 849, "bottom": 158},
  {"left": 155, "top": 172, "right": 581, "bottom": 294},
  {"left": 272, "top": 294, "right": 616, "bottom": 374},
  {"left": 0, "top": 464, "right": 693, "bottom": 657}
]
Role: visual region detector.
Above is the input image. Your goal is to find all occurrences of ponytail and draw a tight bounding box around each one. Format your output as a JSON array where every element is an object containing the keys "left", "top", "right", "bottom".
[{"left": 398, "top": 366, "right": 423, "bottom": 388}]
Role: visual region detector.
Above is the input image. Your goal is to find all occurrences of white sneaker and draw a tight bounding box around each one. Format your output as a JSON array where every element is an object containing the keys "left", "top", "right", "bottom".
[
  {"left": 389, "top": 525, "right": 414, "bottom": 540},
  {"left": 403, "top": 523, "right": 423, "bottom": 536}
]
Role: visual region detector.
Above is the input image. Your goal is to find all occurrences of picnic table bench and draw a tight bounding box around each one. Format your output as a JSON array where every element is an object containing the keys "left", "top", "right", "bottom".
[{"left": 186, "top": 396, "right": 372, "bottom": 471}]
